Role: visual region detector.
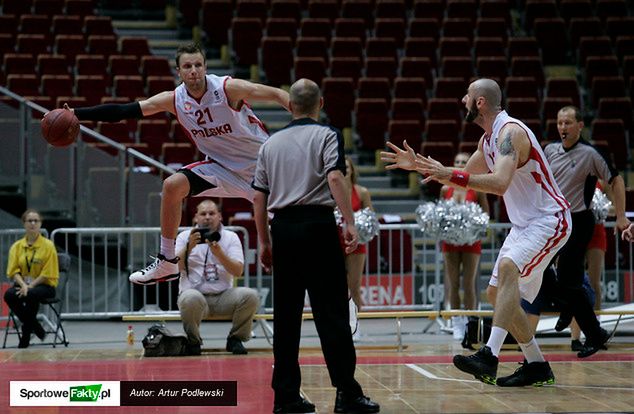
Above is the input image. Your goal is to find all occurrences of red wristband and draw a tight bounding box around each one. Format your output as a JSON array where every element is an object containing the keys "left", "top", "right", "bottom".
[{"left": 450, "top": 170, "right": 470, "bottom": 187}]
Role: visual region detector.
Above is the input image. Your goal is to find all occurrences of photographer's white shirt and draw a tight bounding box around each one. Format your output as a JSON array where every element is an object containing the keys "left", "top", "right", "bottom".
[{"left": 175, "top": 226, "right": 244, "bottom": 295}]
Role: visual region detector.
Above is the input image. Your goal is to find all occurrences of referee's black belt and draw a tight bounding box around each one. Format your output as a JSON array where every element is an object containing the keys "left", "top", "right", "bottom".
[{"left": 273, "top": 205, "right": 334, "bottom": 219}]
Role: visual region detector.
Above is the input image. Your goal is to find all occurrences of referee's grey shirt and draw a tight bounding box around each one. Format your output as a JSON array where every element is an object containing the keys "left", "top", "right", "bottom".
[
  {"left": 251, "top": 117, "right": 346, "bottom": 211},
  {"left": 544, "top": 138, "right": 618, "bottom": 213}
]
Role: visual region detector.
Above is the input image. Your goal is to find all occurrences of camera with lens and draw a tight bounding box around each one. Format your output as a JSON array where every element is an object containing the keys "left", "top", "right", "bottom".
[{"left": 192, "top": 228, "right": 221, "bottom": 244}]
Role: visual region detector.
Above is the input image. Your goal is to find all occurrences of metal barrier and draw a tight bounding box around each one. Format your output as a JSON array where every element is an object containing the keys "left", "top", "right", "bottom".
[
  {"left": 0, "top": 86, "right": 174, "bottom": 228},
  {"left": 17, "top": 222, "right": 625, "bottom": 319},
  {"left": 50, "top": 226, "right": 253, "bottom": 318}
]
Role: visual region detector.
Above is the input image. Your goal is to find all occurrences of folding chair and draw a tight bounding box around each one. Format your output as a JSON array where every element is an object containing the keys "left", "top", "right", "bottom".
[{"left": 3, "top": 252, "right": 70, "bottom": 348}]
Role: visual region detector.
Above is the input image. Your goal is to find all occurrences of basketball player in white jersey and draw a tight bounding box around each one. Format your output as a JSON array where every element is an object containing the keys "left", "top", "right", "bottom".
[
  {"left": 65, "top": 43, "right": 290, "bottom": 285},
  {"left": 381, "top": 79, "right": 571, "bottom": 387}
]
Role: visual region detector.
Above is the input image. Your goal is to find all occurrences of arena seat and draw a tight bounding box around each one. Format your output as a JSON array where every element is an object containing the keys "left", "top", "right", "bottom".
[
  {"left": 388, "top": 120, "right": 423, "bottom": 151},
  {"left": 399, "top": 57, "right": 433, "bottom": 86},
  {"left": 261, "top": 36, "right": 294, "bottom": 87},
  {"left": 265, "top": 17, "right": 298, "bottom": 41},
  {"left": 424, "top": 119, "right": 460, "bottom": 146},
  {"left": 408, "top": 18, "right": 440, "bottom": 40},
  {"left": 442, "top": 17, "right": 475, "bottom": 40},
  {"left": 354, "top": 98, "right": 390, "bottom": 150},
  {"left": 391, "top": 98, "right": 426, "bottom": 122},
  {"left": 569, "top": 17, "right": 603, "bottom": 49},
  {"left": 299, "top": 18, "right": 332, "bottom": 41},
  {"left": 358, "top": 77, "right": 391, "bottom": 104},
  {"left": 307, "top": 0, "right": 338, "bottom": 21},
  {"left": 330, "top": 56, "right": 361, "bottom": 83},
  {"left": 201, "top": 0, "right": 233, "bottom": 47},
  {"left": 365, "top": 57, "right": 398, "bottom": 81},
  {"left": 109, "top": 55, "right": 140, "bottom": 77},
  {"left": 393, "top": 78, "right": 427, "bottom": 100},
  {"left": 294, "top": 57, "right": 326, "bottom": 86}
]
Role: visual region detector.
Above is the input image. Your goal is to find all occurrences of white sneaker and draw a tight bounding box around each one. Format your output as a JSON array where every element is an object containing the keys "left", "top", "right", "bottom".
[
  {"left": 129, "top": 254, "right": 180, "bottom": 285},
  {"left": 452, "top": 316, "right": 466, "bottom": 341}
]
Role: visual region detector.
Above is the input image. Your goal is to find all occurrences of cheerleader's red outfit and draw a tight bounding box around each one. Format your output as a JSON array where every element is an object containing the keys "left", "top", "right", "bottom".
[
  {"left": 339, "top": 185, "right": 367, "bottom": 255},
  {"left": 441, "top": 187, "right": 482, "bottom": 254}
]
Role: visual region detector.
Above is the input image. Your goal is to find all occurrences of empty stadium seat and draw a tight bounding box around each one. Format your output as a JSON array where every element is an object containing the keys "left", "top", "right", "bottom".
[
  {"left": 261, "top": 36, "right": 294, "bottom": 86},
  {"left": 201, "top": 0, "right": 233, "bottom": 47},
  {"left": 231, "top": 18, "right": 262, "bottom": 66},
  {"left": 294, "top": 57, "right": 327, "bottom": 86},
  {"left": 37, "top": 55, "right": 68, "bottom": 75},
  {"left": 393, "top": 78, "right": 427, "bottom": 100},
  {"left": 355, "top": 98, "right": 389, "bottom": 150},
  {"left": 322, "top": 77, "right": 355, "bottom": 129}
]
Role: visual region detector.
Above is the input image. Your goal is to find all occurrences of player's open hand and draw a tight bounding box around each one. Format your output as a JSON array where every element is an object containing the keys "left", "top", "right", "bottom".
[
  {"left": 344, "top": 224, "right": 359, "bottom": 254},
  {"left": 621, "top": 223, "right": 634, "bottom": 242},
  {"left": 259, "top": 242, "right": 273, "bottom": 273},
  {"left": 380, "top": 141, "right": 418, "bottom": 171},
  {"left": 416, "top": 156, "right": 451, "bottom": 184}
]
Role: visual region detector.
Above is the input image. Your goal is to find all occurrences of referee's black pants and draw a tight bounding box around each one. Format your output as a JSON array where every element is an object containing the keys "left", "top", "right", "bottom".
[
  {"left": 270, "top": 206, "right": 363, "bottom": 405},
  {"left": 554, "top": 209, "right": 603, "bottom": 342}
]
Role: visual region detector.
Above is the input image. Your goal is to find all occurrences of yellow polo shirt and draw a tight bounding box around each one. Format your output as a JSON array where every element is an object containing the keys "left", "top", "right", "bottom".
[{"left": 6, "top": 235, "right": 59, "bottom": 288}]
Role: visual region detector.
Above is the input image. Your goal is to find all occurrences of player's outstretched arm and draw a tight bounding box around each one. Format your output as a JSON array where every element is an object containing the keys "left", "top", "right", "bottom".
[
  {"left": 225, "top": 78, "right": 290, "bottom": 112},
  {"left": 64, "top": 91, "right": 175, "bottom": 122}
]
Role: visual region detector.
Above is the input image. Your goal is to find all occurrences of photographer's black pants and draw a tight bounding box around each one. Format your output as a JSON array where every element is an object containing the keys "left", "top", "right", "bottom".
[{"left": 270, "top": 206, "right": 363, "bottom": 405}]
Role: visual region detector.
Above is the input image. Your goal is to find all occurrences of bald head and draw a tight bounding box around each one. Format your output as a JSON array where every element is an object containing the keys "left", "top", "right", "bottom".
[
  {"left": 470, "top": 78, "right": 502, "bottom": 110},
  {"left": 289, "top": 78, "right": 321, "bottom": 117}
]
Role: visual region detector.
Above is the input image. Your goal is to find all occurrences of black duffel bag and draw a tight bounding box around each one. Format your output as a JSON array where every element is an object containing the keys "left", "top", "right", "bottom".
[{"left": 142, "top": 324, "right": 190, "bottom": 357}]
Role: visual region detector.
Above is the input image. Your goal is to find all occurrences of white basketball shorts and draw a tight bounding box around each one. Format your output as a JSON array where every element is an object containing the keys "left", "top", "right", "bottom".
[
  {"left": 489, "top": 210, "right": 571, "bottom": 303},
  {"left": 181, "top": 160, "right": 255, "bottom": 201}
]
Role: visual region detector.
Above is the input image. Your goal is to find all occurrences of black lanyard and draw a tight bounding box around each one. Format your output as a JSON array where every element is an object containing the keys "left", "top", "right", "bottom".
[{"left": 24, "top": 246, "right": 37, "bottom": 275}]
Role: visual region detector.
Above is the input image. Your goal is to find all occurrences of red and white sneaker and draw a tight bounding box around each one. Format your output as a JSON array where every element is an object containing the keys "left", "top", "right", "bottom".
[{"left": 129, "top": 254, "right": 180, "bottom": 285}]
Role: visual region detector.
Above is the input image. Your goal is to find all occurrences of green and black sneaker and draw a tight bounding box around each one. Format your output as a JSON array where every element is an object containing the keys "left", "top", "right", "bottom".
[
  {"left": 453, "top": 345, "right": 498, "bottom": 385},
  {"left": 497, "top": 361, "right": 555, "bottom": 387}
]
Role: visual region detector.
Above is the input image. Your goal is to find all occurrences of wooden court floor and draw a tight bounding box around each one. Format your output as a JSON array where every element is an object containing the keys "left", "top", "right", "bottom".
[{"left": 1, "top": 343, "right": 633, "bottom": 414}]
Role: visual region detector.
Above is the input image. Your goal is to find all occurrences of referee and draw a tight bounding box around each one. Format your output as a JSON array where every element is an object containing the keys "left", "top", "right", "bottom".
[
  {"left": 252, "top": 79, "right": 380, "bottom": 414},
  {"left": 540, "top": 106, "right": 630, "bottom": 357}
]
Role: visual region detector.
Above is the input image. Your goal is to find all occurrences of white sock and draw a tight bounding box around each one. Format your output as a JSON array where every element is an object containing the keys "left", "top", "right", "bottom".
[
  {"left": 519, "top": 337, "right": 545, "bottom": 363},
  {"left": 160, "top": 236, "right": 176, "bottom": 259},
  {"left": 485, "top": 326, "right": 508, "bottom": 357}
]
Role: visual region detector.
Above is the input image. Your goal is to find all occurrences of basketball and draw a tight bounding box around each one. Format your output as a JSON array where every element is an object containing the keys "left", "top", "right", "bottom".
[{"left": 41, "top": 109, "right": 80, "bottom": 147}]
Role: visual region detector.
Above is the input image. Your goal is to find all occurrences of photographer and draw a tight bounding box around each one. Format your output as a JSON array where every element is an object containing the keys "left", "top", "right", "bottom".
[{"left": 176, "top": 200, "right": 259, "bottom": 355}]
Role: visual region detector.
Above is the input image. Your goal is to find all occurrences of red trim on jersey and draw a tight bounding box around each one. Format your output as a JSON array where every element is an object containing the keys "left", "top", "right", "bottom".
[
  {"left": 528, "top": 146, "right": 570, "bottom": 210},
  {"left": 520, "top": 212, "right": 569, "bottom": 277},
  {"left": 248, "top": 115, "right": 269, "bottom": 135},
  {"left": 223, "top": 76, "right": 244, "bottom": 112},
  {"left": 173, "top": 91, "right": 197, "bottom": 147},
  {"left": 183, "top": 159, "right": 214, "bottom": 170}
]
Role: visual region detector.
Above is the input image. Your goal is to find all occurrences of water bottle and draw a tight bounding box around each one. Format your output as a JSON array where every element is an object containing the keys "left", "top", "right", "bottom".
[{"left": 126, "top": 325, "right": 135, "bottom": 347}]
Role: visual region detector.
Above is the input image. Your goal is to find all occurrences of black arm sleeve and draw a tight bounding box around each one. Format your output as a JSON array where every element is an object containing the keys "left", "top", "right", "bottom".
[{"left": 74, "top": 102, "right": 144, "bottom": 122}]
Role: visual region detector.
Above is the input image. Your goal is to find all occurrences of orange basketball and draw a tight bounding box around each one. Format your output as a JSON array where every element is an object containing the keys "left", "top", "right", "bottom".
[{"left": 41, "top": 109, "right": 80, "bottom": 147}]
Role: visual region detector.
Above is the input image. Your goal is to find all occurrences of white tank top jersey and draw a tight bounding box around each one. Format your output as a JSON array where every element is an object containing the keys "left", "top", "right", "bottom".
[
  {"left": 174, "top": 74, "right": 269, "bottom": 175},
  {"left": 482, "top": 111, "right": 570, "bottom": 227}
]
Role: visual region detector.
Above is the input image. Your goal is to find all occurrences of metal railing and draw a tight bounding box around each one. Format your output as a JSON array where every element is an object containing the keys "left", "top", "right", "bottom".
[
  {"left": 49, "top": 226, "right": 253, "bottom": 318},
  {"left": 1, "top": 221, "right": 630, "bottom": 319},
  {"left": 0, "top": 86, "right": 175, "bottom": 228}
]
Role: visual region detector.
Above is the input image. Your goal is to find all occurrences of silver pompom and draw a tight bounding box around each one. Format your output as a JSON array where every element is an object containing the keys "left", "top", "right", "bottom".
[
  {"left": 416, "top": 199, "right": 489, "bottom": 245},
  {"left": 591, "top": 188, "right": 611, "bottom": 224},
  {"left": 333, "top": 207, "right": 343, "bottom": 226},
  {"left": 415, "top": 202, "right": 443, "bottom": 238},
  {"left": 354, "top": 207, "right": 379, "bottom": 243}
]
